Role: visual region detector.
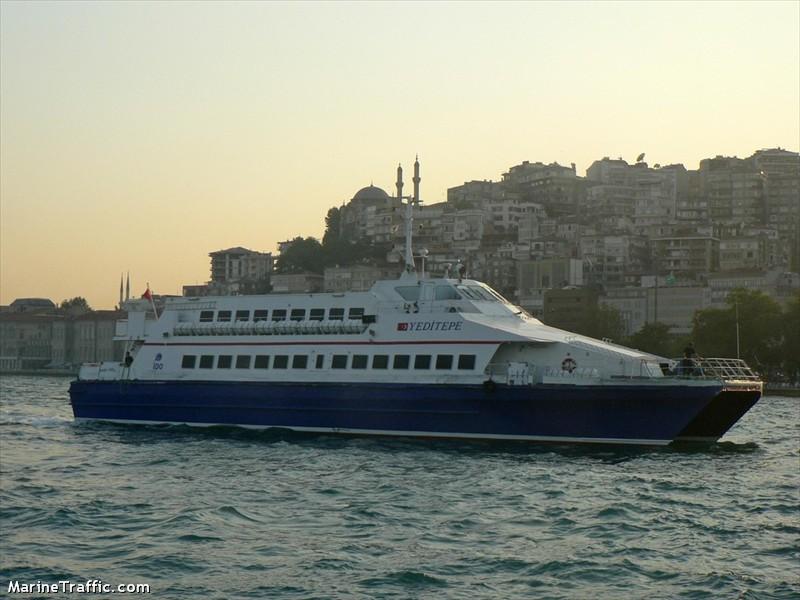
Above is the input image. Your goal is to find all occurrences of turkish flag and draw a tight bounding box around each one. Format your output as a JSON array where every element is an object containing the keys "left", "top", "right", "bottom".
[{"left": 142, "top": 288, "right": 153, "bottom": 301}]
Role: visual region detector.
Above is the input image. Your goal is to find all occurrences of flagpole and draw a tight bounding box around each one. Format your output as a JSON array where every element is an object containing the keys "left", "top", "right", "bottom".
[{"left": 147, "top": 282, "right": 159, "bottom": 319}]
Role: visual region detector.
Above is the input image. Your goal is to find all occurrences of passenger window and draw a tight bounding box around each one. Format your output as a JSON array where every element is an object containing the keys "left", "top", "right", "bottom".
[
  {"left": 393, "top": 355, "right": 410, "bottom": 369},
  {"left": 458, "top": 354, "right": 476, "bottom": 370},
  {"left": 310, "top": 308, "right": 325, "bottom": 321},
  {"left": 181, "top": 355, "right": 196, "bottom": 368},
  {"left": 372, "top": 355, "right": 389, "bottom": 369},
  {"left": 435, "top": 355, "right": 453, "bottom": 370},
  {"left": 217, "top": 310, "right": 232, "bottom": 322},
  {"left": 290, "top": 309, "right": 306, "bottom": 322},
  {"left": 235, "top": 355, "right": 251, "bottom": 369},
  {"left": 217, "top": 355, "right": 232, "bottom": 369},
  {"left": 352, "top": 355, "right": 368, "bottom": 369},
  {"left": 272, "top": 309, "right": 287, "bottom": 322},
  {"left": 273, "top": 355, "right": 288, "bottom": 369},
  {"left": 292, "top": 355, "right": 308, "bottom": 369},
  {"left": 348, "top": 308, "right": 365, "bottom": 320},
  {"left": 199, "top": 311, "right": 214, "bottom": 323},
  {"left": 199, "top": 355, "right": 214, "bottom": 369},
  {"left": 254, "top": 355, "right": 270, "bottom": 369},
  {"left": 253, "top": 309, "right": 269, "bottom": 322},
  {"left": 332, "top": 355, "right": 348, "bottom": 369},
  {"left": 329, "top": 308, "right": 345, "bottom": 321},
  {"left": 315, "top": 354, "right": 325, "bottom": 369},
  {"left": 235, "top": 310, "right": 250, "bottom": 322},
  {"left": 414, "top": 355, "right": 431, "bottom": 369}
]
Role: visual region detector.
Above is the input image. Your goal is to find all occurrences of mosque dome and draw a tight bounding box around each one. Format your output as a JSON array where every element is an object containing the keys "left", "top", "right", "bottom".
[{"left": 351, "top": 185, "right": 391, "bottom": 203}]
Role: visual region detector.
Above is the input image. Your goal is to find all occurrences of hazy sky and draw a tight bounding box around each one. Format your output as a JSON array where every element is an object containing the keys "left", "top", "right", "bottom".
[{"left": 1, "top": 1, "right": 798, "bottom": 308}]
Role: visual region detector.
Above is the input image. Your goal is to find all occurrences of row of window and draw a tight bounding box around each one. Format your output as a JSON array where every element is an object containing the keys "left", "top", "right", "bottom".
[
  {"left": 180, "top": 353, "right": 477, "bottom": 371},
  {"left": 199, "top": 308, "right": 365, "bottom": 324}
]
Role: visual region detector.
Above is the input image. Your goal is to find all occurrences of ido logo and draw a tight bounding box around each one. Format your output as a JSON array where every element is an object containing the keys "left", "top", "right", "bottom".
[{"left": 153, "top": 352, "right": 164, "bottom": 370}]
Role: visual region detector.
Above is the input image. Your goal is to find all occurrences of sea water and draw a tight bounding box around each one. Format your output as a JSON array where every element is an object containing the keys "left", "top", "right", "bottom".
[{"left": 1, "top": 375, "right": 798, "bottom": 599}]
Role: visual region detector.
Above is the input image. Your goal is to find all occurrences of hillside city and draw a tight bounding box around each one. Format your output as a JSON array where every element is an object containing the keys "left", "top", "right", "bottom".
[{"left": 2, "top": 147, "right": 799, "bottom": 379}]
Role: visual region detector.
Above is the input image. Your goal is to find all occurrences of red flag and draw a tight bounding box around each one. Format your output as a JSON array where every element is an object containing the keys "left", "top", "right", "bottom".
[{"left": 142, "top": 287, "right": 153, "bottom": 301}]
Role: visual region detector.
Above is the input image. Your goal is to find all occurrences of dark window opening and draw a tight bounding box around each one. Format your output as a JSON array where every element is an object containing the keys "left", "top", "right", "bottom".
[
  {"left": 393, "top": 355, "right": 410, "bottom": 369},
  {"left": 310, "top": 309, "right": 325, "bottom": 321},
  {"left": 199, "top": 311, "right": 214, "bottom": 323},
  {"left": 273, "top": 355, "right": 288, "bottom": 369},
  {"left": 315, "top": 354, "right": 325, "bottom": 369},
  {"left": 436, "top": 355, "right": 453, "bottom": 370},
  {"left": 458, "top": 354, "right": 476, "bottom": 370},
  {"left": 352, "top": 355, "right": 368, "bottom": 369},
  {"left": 348, "top": 308, "right": 365, "bottom": 320},
  {"left": 217, "top": 355, "right": 232, "bottom": 369},
  {"left": 254, "top": 355, "right": 270, "bottom": 369},
  {"left": 181, "top": 355, "right": 196, "bottom": 368},
  {"left": 292, "top": 355, "right": 308, "bottom": 369},
  {"left": 199, "top": 355, "right": 214, "bottom": 369},
  {"left": 235, "top": 310, "right": 250, "bottom": 322},
  {"left": 332, "top": 355, "right": 348, "bottom": 369},
  {"left": 235, "top": 355, "right": 251, "bottom": 369},
  {"left": 290, "top": 309, "right": 306, "bottom": 322},
  {"left": 253, "top": 309, "right": 269, "bottom": 322},
  {"left": 372, "top": 355, "right": 389, "bottom": 369},
  {"left": 217, "top": 310, "right": 232, "bottom": 322},
  {"left": 272, "top": 309, "right": 287, "bottom": 322},
  {"left": 329, "top": 308, "right": 345, "bottom": 321},
  {"left": 414, "top": 355, "right": 431, "bottom": 370}
]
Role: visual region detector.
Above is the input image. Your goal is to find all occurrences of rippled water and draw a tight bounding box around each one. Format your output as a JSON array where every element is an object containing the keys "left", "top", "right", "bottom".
[{"left": 1, "top": 375, "right": 798, "bottom": 599}]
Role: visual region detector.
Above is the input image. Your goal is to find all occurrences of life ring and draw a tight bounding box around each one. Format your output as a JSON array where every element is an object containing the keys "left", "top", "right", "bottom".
[{"left": 561, "top": 357, "right": 577, "bottom": 373}]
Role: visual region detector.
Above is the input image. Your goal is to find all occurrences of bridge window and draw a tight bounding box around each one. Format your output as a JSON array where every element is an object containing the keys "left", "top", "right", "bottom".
[
  {"left": 352, "top": 355, "right": 368, "bottom": 369},
  {"left": 348, "top": 308, "right": 365, "bottom": 320},
  {"left": 273, "top": 355, "right": 288, "bottom": 369},
  {"left": 332, "top": 355, "right": 348, "bottom": 369},
  {"left": 329, "top": 308, "right": 345, "bottom": 321},
  {"left": 199, "top": 311, "right": 214, "bottom": 323},
  {"left": 181, "top": 355, "right": 196, "bottom": 368},
  {"left": 254, "top": 355, "right": 270, "bottom": 369},
  {"left": 272, "top": 309, "right": 287, "bottom": 322},
  {"left": 199, "top": 355, "right": 214, "bottom": 369},
  {"left": 217, "top": 355, "right": 232, "bottom": 369},
  {"left": 372, "top": 355, "right": 389, "bottom": 369},
  {"left": 393, "top": 355, "right": 410, "bottom": 369},
  {"left": 435, "top": 286, "right": 461, "bottom": 300},
  {"left": 414, "top": 355, "right": 431, "bottom": 370},
  {"left": 290, "top": 309, "right": 306, "bottom": 322},
  {"left": 435, "top": 355, "right": 453, "bottom": 370},
  {"left": 292, "top": 355, "right": 308, "bottom": 369},
  {"left": 253, "top": 310, "right": 269, "bottom": 322},
  {"left": 310, "top": 309, "right": 325, "bottom": 321},
  {"left": 395, "top": 286, "right": 420, "bottom": 301},
  {"left": 235, "top": 310, "right": 250, "bottom": 322},
  {"left": 217, "top": 310, "right": 232, "bottom": 322},
  {"left": 458, "top": 354, "right": 476, "bottom": 370},
  {"left": 235, "top": 355, "right": 251, "bottom": 369}
]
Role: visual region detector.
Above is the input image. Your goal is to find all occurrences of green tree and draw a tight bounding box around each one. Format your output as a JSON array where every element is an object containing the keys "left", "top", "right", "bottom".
[
  {"left": 60, "top": 297, "right": 91, "bottom": 313},
  {"left": 782, "top": 292, "right": 800, "bottom": 381},
  {"left": 322, "top": 207, "right": 341, "bottom": 247},
  {"left": 692, "top": 288, "right": 783, "bottom": 371},
  {"left": 274, "top": 237, "right": 325, "bottom": 274},
  {"left": 626, "top": 322, "right": 675, "bottom": 357}
]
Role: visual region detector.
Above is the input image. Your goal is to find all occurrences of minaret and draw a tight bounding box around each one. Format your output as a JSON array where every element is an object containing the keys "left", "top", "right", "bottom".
[
  {"left": 125, "top": 272, "right": 130, "bottom": 301},
  {"left": 412, "top": 155, "right": 421, "bottom": 204},
  {"left": 119, "top": 274, "right": 123, "bottom": 307},
  {"left": 396, "top": 163, "right": 404, "bottom": 200}
]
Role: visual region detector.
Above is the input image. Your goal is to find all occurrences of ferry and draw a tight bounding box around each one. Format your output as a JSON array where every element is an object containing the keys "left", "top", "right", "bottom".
[{"left": 69, "top": 163, "right": 763, "bottom": 446}]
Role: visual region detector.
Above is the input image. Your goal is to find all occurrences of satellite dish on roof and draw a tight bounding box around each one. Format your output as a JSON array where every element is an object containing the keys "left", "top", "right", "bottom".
[{"left": 636, "top": 152, "right": 646, "bottom": 163}]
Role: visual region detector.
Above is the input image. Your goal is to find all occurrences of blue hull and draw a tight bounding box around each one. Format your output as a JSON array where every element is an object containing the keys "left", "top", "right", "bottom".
[{"left": 69, "top": 380, "right": 722, "bottom": 445}]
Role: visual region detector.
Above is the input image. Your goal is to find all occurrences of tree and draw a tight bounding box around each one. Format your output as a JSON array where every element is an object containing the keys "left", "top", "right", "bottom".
[
  {"left": 60, "top": 297, "right": 91, "bottom": 313},
  {"left": 782, "top": 292, "right": 800, "bottom": 381},
  {"left": 692, "top": 288, "right": 783, "bottom": 371},
  {"left": 625, "top": 322, "right": 677, "bottom": 357},
  {"left": 322, "top": 207, "right": 341, "bottom": 247},
  {"left": 274, "top": 237, "right": 325, "bottom": 274}
]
